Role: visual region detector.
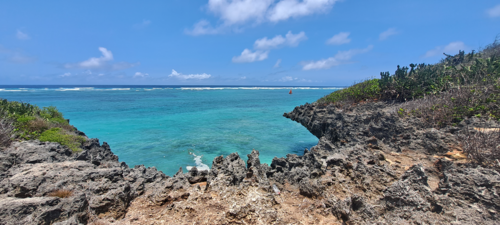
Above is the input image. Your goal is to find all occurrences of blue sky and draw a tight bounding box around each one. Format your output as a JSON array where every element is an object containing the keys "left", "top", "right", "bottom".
[{"left": 0, "top": 0, "right": 499, "bottom": 86}]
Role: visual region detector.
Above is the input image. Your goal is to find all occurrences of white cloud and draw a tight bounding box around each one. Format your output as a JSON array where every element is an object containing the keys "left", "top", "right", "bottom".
[
  {"left": 80, "top": 47, "right": 113, "bottom": 68},
  {"left": 233, "top": 31, "right": 304, "bottom": 63},
  {"left": 379, "top": 28, "right": 398, "bottom": 41},
  {"left": 134, "top": 72, "right": 149, "bottom": 78},
  {"left": 133, "top": 19, "right": 151, "bottom": 29},
  {"left": 208, "top": 0, "right": 273, "bottom": 25},
  {"left": 268, "top": 0, "right": 339, "bottom": 22},
  {"left": 184, "top": 20, "right": 223, "bottom": 35},
  {"left": 232, "top": 49, "right": 269, "bottom": 63},
  {"left": 274, "top": 59, "right": 282, "bottom": 68},
  {"left": 279, "top": 76, "right": 297, "bottom": 82},
  {"left": 255, "top": 35, "right": 285, "bottom": 49},
  {"left": 65, "top": 47, "right": 138, "bottom": 70},
  {"left": 169, "top": 69, "right": 211, "bottom": 80},
  {"left": 326, "top": 32, "right": 350, "bottom": 45},
  {"left": 240, "top": 76, "right": 247, "bottom": 79},
  {"left": 284, "top": 30, "right": 308, "bottom": 46},
  {"left": 302, "top": 45, "right": 373, "bottom": 70},
  {"left": 16, "top": 30, "right": 30, "bottom": 40},
  {"left": 188, "top": 0, "right": 339, "bottom": 35},
  {"left": 60, "top": 73, "right": 71, "bottom": 77},
  {"left": 487, "top": 4, "right": 500, "bottom": 18},
  {"left": 254, "top": 31, "right": 307, "bottom": 49},
  {"left": 423, "top": 41, "right": 467, "bottom": 58}
]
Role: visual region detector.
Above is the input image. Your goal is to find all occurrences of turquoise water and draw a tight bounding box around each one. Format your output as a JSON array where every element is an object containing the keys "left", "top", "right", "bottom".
[{"left": 0, "top": 86, "right": 339, "bottom": 175}]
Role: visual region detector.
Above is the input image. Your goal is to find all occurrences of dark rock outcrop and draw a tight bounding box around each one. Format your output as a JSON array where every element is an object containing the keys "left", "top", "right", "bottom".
[
  {"left": 284, "top": 102, "right": 459, "bottom": 154},
  {"left": 383, "top": 164, "right": 433, "bottom": 210},
  {"left": 284, "top": 102, "right": 500, "bottom": 224},
  {"left": 208, "top": 153, "right": 247, "bottom": 191},
  {"left": 267, "top": 149, "right": 323, "bottom": 186},
  {"left": 0, "top": 139, "right": 166, "bottom": 224}
]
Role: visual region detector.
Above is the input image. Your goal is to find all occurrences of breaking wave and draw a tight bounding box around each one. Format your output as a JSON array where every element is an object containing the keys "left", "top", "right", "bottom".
[{"left": 186, "top": 152, "right": 210, "bottom": 171}]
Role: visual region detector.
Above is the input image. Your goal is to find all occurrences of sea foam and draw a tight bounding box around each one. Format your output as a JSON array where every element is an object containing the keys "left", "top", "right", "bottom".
[{"left": 186, "top": 153, "right": 210, "bottom": 171}]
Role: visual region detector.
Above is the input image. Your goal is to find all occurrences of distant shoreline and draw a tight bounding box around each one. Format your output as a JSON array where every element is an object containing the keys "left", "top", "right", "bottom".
[
  {"left": 0, "top": 84, "right": 346, "bottom": 88},
  {"left": 0, "top": 86, "right": 345, "bottom": 92}
]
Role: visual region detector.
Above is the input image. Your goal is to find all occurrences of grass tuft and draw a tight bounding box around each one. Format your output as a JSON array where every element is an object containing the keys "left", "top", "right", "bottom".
[{"left": 39, "top": 128, "right": 85, "bottom": 152}]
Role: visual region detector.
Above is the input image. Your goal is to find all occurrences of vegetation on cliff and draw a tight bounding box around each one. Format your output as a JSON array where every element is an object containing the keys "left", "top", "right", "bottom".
[
  {"left": 0, "top": 99, "right": 84, "bottom": 151},
  {"left": 319, "top": 37, "right": 500, "bottom": 125},
  {"left": 318, "top": 37, "right": 500, "bottom": 169}
]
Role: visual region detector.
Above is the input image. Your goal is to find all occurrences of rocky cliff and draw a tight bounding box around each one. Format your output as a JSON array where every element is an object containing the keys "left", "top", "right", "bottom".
[
  {"left": 1, "top": 102, "right": 499, "bottom": 224},
  {"left": 0, "top": 138, "right": 166, "bottom": 224}
]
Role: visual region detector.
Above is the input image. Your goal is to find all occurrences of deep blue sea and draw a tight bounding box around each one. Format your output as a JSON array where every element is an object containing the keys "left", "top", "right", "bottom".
[{"left": 0, "top": 85, "right": 340, "bottom": 175}]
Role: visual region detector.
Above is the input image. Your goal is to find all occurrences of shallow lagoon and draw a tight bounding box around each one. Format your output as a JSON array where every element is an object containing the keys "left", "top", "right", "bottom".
[{"left": 0, "top": 86, "right": 339, "bottom": 175}]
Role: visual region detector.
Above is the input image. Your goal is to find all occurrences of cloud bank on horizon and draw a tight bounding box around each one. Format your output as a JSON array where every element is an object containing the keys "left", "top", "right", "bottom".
[
  {"left": 169, "top": 69, "right": 212, "bottom": 80},
  {"left": 0, "top": 0, "right": 497, "bottom": 85}
]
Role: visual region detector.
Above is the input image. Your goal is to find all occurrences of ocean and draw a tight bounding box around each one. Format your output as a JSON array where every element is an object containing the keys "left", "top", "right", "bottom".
[{"left": 0, "top": 86, "right": 340, "bottom": 175}]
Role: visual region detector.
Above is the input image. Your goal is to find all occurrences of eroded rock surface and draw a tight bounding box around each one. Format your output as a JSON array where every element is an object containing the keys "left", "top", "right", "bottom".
[
  {"left": 0, "top": 139, "right": 166, "bottom": 224},
  {"left": 1, "top": 102, "right": 499, "bottom": 224}
]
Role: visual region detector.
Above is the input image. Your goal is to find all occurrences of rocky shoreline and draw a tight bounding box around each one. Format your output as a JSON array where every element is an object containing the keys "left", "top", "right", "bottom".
[{"left": 1, "top": 102, "right": 499, "bottom": 224}]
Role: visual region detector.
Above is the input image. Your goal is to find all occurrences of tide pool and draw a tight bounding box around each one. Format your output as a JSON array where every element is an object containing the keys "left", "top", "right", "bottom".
[{"left": 0, "top": 86, "right": 340, "bottom": 175}]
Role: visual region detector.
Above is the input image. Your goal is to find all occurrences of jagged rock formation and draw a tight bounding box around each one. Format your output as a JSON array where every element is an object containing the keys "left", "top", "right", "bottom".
[
  {"left": 0, "top": 102, "right": 499, "bottom": 224},
  {"left": 0, "top": 139, "right": 166, "bottom": 224},
  {"left": 282, "top": 102, "right": 500, "bottom": 224}
]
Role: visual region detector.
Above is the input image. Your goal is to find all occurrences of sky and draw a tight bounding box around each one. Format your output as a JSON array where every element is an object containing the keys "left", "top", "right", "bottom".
[{"left": 0, "top": 0, "right": 499, "bottom": 86}]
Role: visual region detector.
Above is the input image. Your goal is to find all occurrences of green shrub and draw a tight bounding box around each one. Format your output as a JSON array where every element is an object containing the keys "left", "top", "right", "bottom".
[
  {"left": 0, "top": 99, "right": 83, "bottom": 150},
  {"left": 40, "top": 106, "right": 70, "bottom": 125},
  {"left": 0, "top": 99, "right": 75, "bottom": 139},
  {"left": 0, "top": 99, "right": 39, "bottom": 117},
  {"left": 40, "top": 106, "right": 62, "bottom": 119},
  {"left": 39, "top": 128, "right": 85, "bottom": 152},
  {"left": 319, "top": 37, "right": 500, "bottom": 127},
  {"left": 318, "top": 79, "right": 381, "bottom": 104},
  {"left": 40, "top": 106, "right": 73, "bottom": 130},
  {"left": 14, "top": 115, "right": 39, "bottom": 140},
  {"left": 15, "top": 115, "right": 36, "bottom": 124},
  {"left": 379, "top": 41, "right": 500, "bottom": 102}
]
